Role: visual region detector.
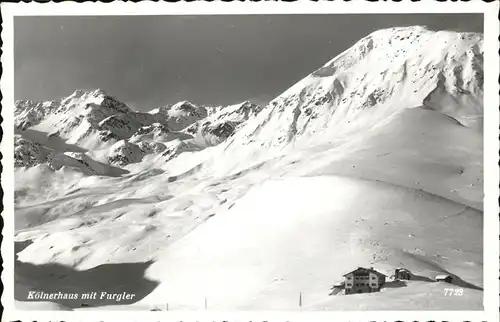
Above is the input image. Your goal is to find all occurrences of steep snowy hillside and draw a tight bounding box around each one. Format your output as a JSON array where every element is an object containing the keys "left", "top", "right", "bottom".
[
  {"left": 14, "top": 26, "right": 484, "bottom": 311},
  {"left": 15, "top": 99, "right": 61, "bottom": 130},
  {"left": 14, "top": 135, "right": 53, "bottom": 168},
  {"left": 129, "top": 123, "right": 192, "bottom": 144},
  {"left": 140, "top": 175, "right": 482, "bottom": 310},
  {"left": 228, "top": 26, "right": 483, "bottom": 150},
  {"left": 185, "top": 101, "right": 263, "bottom": 146}
]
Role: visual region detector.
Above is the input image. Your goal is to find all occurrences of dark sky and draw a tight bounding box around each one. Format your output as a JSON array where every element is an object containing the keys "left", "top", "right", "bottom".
[{"left": 15, "top": 14, "right": 482, "bottom": 111}]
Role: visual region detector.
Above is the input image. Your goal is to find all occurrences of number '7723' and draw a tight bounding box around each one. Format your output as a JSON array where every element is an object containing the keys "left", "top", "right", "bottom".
[{"left": 444, "top": 288, "right": 463, "bottom": 296}]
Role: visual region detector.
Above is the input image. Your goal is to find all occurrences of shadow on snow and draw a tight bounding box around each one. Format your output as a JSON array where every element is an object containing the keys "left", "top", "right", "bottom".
[{"left": 15, "top": 241, "right": 159, "bottom": 309}]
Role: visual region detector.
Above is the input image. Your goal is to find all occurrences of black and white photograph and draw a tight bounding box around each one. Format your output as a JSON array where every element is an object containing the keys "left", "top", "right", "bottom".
[{"left": 1, "top": 1, "right": 498, "bottom": 320}]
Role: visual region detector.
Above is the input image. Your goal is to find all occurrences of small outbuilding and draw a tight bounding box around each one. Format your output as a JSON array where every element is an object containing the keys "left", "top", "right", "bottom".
[
  {"left": 329, "top": 282, "right": 345, "bottom": 296},
  {"left": 394, "top": 268, "right": 412, "bottom": 280},
  {"left": 332, "top": 282, "right": 345, "bottom": 288},
  {"left": 435, "top": 275, "right": 453, "bottom": 283}
]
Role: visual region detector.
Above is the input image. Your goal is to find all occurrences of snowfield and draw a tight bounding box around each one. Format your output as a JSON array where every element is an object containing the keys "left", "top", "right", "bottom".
[{"left": 13, "top": 26, "right": 483, "bottom": 310}]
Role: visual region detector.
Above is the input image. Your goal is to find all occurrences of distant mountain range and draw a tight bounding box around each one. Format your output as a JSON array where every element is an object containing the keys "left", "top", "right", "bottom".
[{"left": 15, "top": 89, "right": 263, "bottom": 170}]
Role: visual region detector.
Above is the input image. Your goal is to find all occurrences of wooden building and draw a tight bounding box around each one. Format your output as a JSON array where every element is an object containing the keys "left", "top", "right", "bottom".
[
  {"left": 343, "top": 267, "right": 386, "bottom": 294},
  {"left": 394, "top": 268, "right": 412, "bottom": 280},
  {"left": 435, "top": 275, "right": 453, "bottom": 283}
]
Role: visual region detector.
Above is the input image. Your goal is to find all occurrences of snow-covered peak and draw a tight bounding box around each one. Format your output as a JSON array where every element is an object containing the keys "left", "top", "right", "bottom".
[
  {"left": 68, "top": 88, "right": 108, "bottom": 98},
  {"left": 169, "top": 100, "right": 206, "bottom": 118},
  {"left": 184, "top": 101, "right": 263, "bottom": 146},
  {"left": 146, "top": 101, "right": 208, "bottom": 131},
  {"left": 153, "top": 101, "right": 208, "bottom": 131},
  {"left": 233, "top": 27, "right": 483, "bottom": 148},
  {"left": 314, "top": 25, "right": 481, "bottom": 79},
  {"left": 15, "top": 99, "right": 62, "bottom": 130},
  {"left": 214, "top": 101, "right": 262, "bottom": 119},
  {"left": 108, "top": 140, "right": 144, "bottom": 166},
  {"left": 14, "top": 89, "right": 160, "bottom": 150},
  {"left": 171, "top": 100, "right": 197, "bottom": 111},
  {"left": 58, "top": 89, "right": 131, "bottom": 115}
]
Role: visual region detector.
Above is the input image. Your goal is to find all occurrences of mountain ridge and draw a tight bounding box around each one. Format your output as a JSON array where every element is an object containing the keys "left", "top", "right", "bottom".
[
  {"left": 14, "top": 89, "right": 263, "bottom": 169},
  {"left": 225, "top": 26, "right": 483, "bottom": 150}
]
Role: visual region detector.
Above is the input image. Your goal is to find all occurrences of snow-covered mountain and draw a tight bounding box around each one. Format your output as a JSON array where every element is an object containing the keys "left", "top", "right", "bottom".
[
  {"left": 15, "top": 91, "right": 212, "bottom": 152},
  {"left": 146, "top": 100, "right": 209, "bottom": 132},
  {"left": 228, "top": 26, "right": 482, "bottom": 150},
  {"left": 14, "top": 88, "right": 262, "bottom": 169},
  {"left": 15, "top": 99, "right": 61, "bottom": 131},
  {"left": 14, "top": 26, "right": 485, "bottom": 311},
  {"left": 153, "top": 100, "right": 209, "bottom": 131},
  {"left": 16, "top": 89, "right": 143, "bottom": 150},
  {"left": 14, "top": 135, "right": 52, "bottom": 168},
  {"left": 185, "top": 101, "right": 264, "bottom": 146},
  {"left": 129, "top": 123, "right": 192, "bottom": 145}
]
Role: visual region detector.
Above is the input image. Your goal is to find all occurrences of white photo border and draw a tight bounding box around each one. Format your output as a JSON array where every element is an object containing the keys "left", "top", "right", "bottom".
[{"left": 1, "top": 1, "right": 498, "bottom": 322}]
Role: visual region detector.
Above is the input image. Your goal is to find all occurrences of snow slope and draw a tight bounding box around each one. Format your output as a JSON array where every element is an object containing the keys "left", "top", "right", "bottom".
[
  {"left": 15, "top": 99, "right": 61, "bottom": 130},
  {"left": 184, "top": 101, "right": 264, "bottom": 147},
  {"left": 140, "top": 175, "right": 481, "bottom": 310},
  {"left": 228, "top": 26, "right": 482, "bottom": 150},
  {"left": 14, "top": 26, "right": 483, "bottom": 311}
]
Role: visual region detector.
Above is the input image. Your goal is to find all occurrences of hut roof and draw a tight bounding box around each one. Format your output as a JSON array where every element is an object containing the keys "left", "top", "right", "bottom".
[
  {"left": 396, "top": 268, "right": 411, "bottom": 272},
  {"left": 435, "top": 274, "right": 452, "bottom": 279},
  {"left": 343, "top": 267, "right": 386, "bottom": 277}
]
